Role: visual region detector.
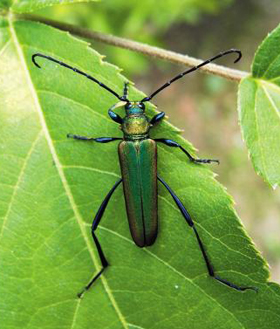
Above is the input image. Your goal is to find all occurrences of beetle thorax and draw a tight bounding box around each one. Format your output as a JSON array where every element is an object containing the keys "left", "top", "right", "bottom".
[{"left": 122, "top": 103, "right": 150, "bottom": 140}]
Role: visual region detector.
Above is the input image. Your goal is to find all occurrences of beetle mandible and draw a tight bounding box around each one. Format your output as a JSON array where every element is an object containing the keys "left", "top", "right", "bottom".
[{"left": 32, "top": 49, "right": 257, "bottom": 297}]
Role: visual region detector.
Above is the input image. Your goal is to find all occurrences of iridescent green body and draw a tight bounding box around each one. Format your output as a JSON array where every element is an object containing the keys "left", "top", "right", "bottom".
[{"left": 118, "top": 103, "right": 158, "bottom": 247}]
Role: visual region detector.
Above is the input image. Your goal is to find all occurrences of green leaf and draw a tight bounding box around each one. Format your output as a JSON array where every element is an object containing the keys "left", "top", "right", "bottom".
[
  {"left": 5, "top": 0, "right": 99, "bottom": 14},
  {"left": 1, "top": 17, "right": 280, "bottom": 329},
  {"left": 0, "top": 1, "right": 12, "bottom": 12},
  {"left": 238, "top": 24, "right": 280, "bottom": 188}
]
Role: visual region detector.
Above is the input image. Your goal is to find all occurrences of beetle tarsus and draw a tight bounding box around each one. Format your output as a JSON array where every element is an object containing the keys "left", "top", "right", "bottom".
[
  {"left": 77, "top": 266, "right": 108, "bottom": 298},
  {"left": 77, "top": 289, "right": 85, "bottom": 299},
  {"left": 67, "top": 133, "right": 93, "bottom": 141},
  {"left": 192, "top": 158, "right": 220, "bottom": 165},
  {"left": 214, "top": 275, "right": 258, "bottom": 292}
]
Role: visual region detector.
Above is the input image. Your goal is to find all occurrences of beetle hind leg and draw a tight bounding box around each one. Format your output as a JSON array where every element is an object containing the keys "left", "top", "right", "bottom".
[{"left": 157, "top": 175, "right": 257, "bottom": 292}]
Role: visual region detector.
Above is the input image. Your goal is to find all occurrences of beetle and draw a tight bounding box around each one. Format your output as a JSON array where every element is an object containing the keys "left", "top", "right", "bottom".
[{"left": 32, "top": 49, "right": 257, "bottom": 297}]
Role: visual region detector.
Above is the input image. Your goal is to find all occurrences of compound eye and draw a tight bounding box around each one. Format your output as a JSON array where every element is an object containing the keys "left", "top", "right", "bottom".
[
  {"left": 125, "top": 103, "right": 132, "bottom": 110},
  {"left": 138, "top": 102, "right": 145, "bottom": 110}
]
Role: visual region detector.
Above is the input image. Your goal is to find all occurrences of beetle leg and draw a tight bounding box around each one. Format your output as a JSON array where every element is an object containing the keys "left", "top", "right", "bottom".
[
  {"left": 77, "top": 178, "right": 122, "bottom": 298},
  {"left": 150, "top": 112, "right": 165, "bottom": 125},
  {"left": 67, "top": 134, "right": 122, "bottom": 143},
  {"left": 155, "top": 139, "right": 219, "bottom": 164},
  {"left": 108, "top": 109, "right": 123, "bottom": 124},
  {"left": 157, "top": 175, "right": 257, "bottom": 292}
]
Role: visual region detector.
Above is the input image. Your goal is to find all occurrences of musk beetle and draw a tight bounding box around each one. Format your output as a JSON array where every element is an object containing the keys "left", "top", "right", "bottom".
[{"left": 32, "top": 49, "right": 257, "bottom": 297}]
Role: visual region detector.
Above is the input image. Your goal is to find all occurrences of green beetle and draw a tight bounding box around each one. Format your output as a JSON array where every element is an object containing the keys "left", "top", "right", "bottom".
[{"left": 32, "top": 50, "right": 257, "bottom": 297}]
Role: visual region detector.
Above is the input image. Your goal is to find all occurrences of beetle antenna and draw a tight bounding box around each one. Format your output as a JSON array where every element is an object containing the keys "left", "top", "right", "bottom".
[
  {"left": 141, "top": 49, "right": 242, "bottom": 102},
  {"left": 32, "top": 53, "right": 126, "bottom": 101}
]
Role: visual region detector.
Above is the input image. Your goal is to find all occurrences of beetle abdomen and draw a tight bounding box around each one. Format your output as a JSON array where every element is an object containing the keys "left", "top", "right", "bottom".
[{"left": 118, "top": 139, "right": 158, "bottom": 247}]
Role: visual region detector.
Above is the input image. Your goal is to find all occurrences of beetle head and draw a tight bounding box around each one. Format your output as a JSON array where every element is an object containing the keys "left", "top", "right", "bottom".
[{"left": 125, "top": 101, "right": 145, "bottom": 114}]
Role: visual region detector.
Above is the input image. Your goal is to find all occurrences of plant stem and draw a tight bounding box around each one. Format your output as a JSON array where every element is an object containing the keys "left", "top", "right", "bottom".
[{"left": 20, "top": 14, "right": 249, "bottom": 82}]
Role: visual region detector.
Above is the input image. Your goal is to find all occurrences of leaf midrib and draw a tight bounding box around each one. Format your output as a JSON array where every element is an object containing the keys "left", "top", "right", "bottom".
[
  {"left": 0, "top": 132, "right": 41, "bottom": 241},
  {"left": 251, "top": 79, "right": 280, "bottom": 182},
  {"left": 250, "top": 79, "right": 268, "bottom": 180},
  {"left": 8, "top": 16, "right": 129, "bottom": 329},
  {"left": 259, "top": 81, "right": 280, "bottom": 119}
]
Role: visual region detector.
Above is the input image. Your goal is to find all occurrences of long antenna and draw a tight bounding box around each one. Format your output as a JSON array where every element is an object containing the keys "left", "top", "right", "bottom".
[
  {"left": 141, "top": 49, "right": 242, "bottom": 102},
  {"left": 32, "top": 53, "right": 126, "bottom": 101}
]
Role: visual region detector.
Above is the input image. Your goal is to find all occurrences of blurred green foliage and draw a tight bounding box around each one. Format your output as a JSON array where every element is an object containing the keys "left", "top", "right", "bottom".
[
  {"left": 34, "top": 0, "right": 234, "bottom": 74},
  {"left": 0, "top": 0, "right": 11, "bottom": 11}
]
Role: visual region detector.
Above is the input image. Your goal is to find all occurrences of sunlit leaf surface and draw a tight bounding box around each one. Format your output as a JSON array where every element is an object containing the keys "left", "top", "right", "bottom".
[
  {"left": 0, "top": 17, "right": 280, "bottom": 329},
  {"left": 238, "top": 24, "right": 280, "bottom": 188}
]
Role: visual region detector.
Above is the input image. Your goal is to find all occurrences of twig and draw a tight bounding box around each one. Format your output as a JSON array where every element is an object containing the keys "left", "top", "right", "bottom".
[{"left": 19, "top": 14, "right": 249, "bottom": 82}]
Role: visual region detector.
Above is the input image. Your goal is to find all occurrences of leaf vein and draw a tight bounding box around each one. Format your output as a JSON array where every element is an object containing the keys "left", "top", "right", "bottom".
[
  {"left": 0, "top": 39, "right": 11, "bottom": 58},
  {"left": 261, "top": 84, "right": 280, "bottom": 120},
  {"left": 253, "top": 83, "right": 268, "bottom": 180},
  {"left": 38, "top": 89, "right": 113, "bottom": 124},
  {"left": 127, "top": 323, "right": 147, "bottom": 329},
  {"left": 62, "top": 165, "right": 121, "bottom": 178},
  {"left": 260, "top": 52, "right": 280, "bottom": 79},
  {"left": 70, "top": 299, "right": 82, "bottom": 329},
  {"left": 99, "top": 226, "right": 245, "bottom": 329},
  {"left": 0, "top": 132, "right": 42, "bottom": 242},
  {"left": 158, "top": 196, "right": 255, "bottom": 262}
]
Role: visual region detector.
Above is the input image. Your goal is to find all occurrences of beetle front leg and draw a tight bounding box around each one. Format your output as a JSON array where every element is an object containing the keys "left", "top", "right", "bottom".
[
  {"left": 155, "top": 138, "right": 219, "bottom": 164},
  {"left": 67, "top": 134, "right": 122, "bottom": 143},
  {"left": 77, "top": 178, "right": 122, "bottom": 298},
  {"left": 150, "top": 112, "right": 165, "bottom": 125}
]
